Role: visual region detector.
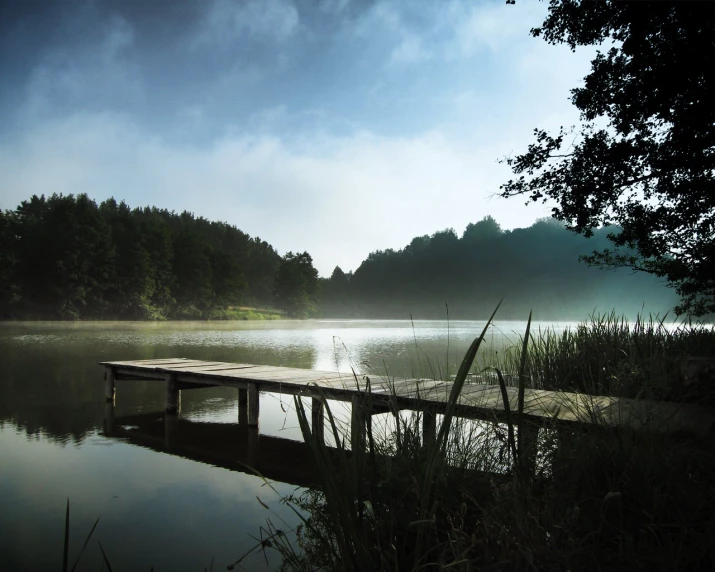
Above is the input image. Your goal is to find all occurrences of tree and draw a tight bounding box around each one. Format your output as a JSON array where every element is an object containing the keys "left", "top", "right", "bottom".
[
  {"left": 274, "top": 252, "right": 320, "bottom": 318},
  {"left": 499, "top": 1, "right": 715, "bottom": 315}
]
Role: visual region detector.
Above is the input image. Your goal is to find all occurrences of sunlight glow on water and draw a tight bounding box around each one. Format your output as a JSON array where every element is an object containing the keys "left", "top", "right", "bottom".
[{"left": 1, "top": 317, "right": 687, "bottom": 571}]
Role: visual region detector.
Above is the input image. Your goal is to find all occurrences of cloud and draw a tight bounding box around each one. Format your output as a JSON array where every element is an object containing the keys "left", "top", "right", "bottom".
[
  {"left": 452, "top": 1, "right": 546, "bottom": 57},
  {"left": 1, "top": 0, "right": 596, "bottom": 277},
  {"left": 193, "top": 0, "right": 299, "bottom": 49},
  {"left": 21, "top": 14, "right": 142, "bottom": 121},
  {"left": 0, "top": 112, "right": 558, "bottom": 276}
]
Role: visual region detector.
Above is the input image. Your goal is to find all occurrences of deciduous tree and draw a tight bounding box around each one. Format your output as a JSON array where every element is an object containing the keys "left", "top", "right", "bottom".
[{"left": 499, "top": 1, "right": 715, "bottom": 315}]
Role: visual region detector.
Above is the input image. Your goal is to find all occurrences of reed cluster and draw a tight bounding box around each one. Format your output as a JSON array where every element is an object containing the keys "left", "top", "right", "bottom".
[{"left": 268, "top": 312, "right": 715, "bottom": 571}]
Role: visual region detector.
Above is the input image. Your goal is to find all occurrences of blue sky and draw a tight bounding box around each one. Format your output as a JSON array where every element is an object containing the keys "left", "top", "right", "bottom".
[{"left": 0, "top": 0, "right": 593, "bottom": 275}]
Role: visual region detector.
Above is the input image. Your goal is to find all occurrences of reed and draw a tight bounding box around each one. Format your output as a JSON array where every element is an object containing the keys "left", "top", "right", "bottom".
[{"left": 269, "top": 310, "right": 715, "bottom": 571}]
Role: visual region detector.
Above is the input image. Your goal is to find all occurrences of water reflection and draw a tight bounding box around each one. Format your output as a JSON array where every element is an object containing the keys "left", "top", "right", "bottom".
[
  {"left": 105, "top": 410, "right": 319, "bottom": 488},
  {"left": 0, "top": 319, "right": 563, "bottom": 571}
]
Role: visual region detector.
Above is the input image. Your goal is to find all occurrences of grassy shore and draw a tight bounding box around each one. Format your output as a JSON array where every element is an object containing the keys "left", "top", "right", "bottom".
[
  {"left": 208, "top": 306, "right": 285, "bottom": 320},
  {"left": 264, "top": 312, "right": 715, "bottom": 572}
]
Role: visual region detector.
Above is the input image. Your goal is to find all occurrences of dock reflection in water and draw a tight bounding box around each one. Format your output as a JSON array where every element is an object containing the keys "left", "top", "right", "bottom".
[{"left": 104, "top": 406, "right": 319, "bottom": 488}]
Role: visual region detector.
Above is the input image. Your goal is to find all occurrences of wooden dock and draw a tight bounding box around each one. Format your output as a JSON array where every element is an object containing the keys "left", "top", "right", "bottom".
[{"left": 101, "top": 358, "right": 715, "bottom": 443}]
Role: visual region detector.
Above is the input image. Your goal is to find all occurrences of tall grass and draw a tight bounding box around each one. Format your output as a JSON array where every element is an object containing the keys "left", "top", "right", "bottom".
[
  {"left": 268, "top": 312, "right": 715, "bottom": 571},
  {"left": 483, "top": 312, "right": 715, "bottom": 403}
]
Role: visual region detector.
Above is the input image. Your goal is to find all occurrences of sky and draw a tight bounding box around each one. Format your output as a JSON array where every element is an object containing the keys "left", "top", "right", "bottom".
[{"left": 0, "top": 0, "right": 594, "bottom": 276}]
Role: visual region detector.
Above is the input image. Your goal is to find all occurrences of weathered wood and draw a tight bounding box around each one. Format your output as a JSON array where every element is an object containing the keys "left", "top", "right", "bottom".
[
  {"left": 422, "top": 410, "right": 436, "bottom": 448},
  {"left": 518, "top": 423, "right": 539, "bottom": 477},
  {"left": 100, "top": 358, "right": 715, "bottom": 438},
  {"left": 351, "top": 395, "right": 367, "bottom": 450},
  {"left": 103, "top": 401, "right": 115, "bottom": 433},
  {"left": 105, "top": 366, "right": 116, "bottom": 403},
  {"left": 164, "top": 413, "right": 178, "bottom": 451},
  {"left": 312, "top": 397, "right": 325, "bottom": 443},
  {"left": 238, "top": 389, "right": 248, "bottom": 426},
  {"left": 247, "top": 426, "right": 259, "bottom": 466},
  {"left": 247, "top": 383, "right": 260, "bottom": 427},
  {"left": 166, "top": 372, "right": 180, "bottom": 414}
]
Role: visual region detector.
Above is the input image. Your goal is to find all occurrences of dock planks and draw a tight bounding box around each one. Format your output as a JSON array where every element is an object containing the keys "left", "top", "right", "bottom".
[{"left": 100, "top": 358, "right": 715, "bottom": 437}]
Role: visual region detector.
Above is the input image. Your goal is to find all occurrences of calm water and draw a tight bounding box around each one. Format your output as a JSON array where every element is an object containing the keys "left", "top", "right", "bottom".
[{"left": 0, "top": 319, "right": 572, "bottom": 571}]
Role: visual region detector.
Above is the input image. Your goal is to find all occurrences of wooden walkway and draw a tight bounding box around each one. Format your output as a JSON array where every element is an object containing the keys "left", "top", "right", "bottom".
[{"left": 101, "top": 358, "right": 715, "bottom": 439}]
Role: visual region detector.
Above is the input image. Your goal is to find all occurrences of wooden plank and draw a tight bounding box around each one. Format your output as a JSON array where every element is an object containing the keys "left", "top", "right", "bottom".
[
  {"left": 231, "top": 367, "right": 356, "bottom": 382},
  {"left": 161, "top": 361, "right": 253, "bottom": 370},
  {"left": 172, "top": 364, "right": 260, "bottom": 373},
  {"left": 389, "top": 380, "right": 449, "bottom": 398},
  {"left": 371, "top": 378, "right": 426, "bottom": 394},
  {"left": 193, "top": 366, "right": 310, "bottom": 379},
  {"left": 100, "top": 358, "right": 715, "bottom": 437},
  {"left": 101, "top": 358, "right": 196, "bottom": 367},
  {"left": 254, "top": 372, "right": 362, "bottom": 388}
]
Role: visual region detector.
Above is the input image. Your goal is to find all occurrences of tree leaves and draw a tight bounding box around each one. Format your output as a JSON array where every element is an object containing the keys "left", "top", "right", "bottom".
[{"left": 500, "top": 1, "right": 715, "bottom": 315}]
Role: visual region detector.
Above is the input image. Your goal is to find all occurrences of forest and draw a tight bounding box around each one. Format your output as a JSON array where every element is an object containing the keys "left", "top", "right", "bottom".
[
  {"left": 0, "top": 194, "right": 677, "bottom": 320},
  {"left": 321, "top": 216, "right": 679, "bottom": 320},
  {"left": 0, "top": 194, "right": 286, "bottom": 319}
]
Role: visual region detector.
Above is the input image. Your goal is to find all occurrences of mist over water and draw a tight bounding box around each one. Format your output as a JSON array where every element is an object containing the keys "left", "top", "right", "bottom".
[{"left": 0, "top": 317, "right": 692, "bottom": 570}]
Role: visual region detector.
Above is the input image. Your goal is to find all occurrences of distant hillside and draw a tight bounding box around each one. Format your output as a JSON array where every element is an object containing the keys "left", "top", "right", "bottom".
[
  {"left": 0, "top": 194, "right": 283, "bottom": 319},
  {"left": 320, "top": 217, "right": 680, "bottom": 320},
  {"left": 0, "top": 197, "right": 681, "bottom": 321}
]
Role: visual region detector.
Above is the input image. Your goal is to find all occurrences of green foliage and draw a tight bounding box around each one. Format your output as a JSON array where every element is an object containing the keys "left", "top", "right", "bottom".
[
  {"left": 320, "top": 217, "right": 678, "bottom": 319},
  {"left": 274, "top": 252, "right": 320, "bottom": 318},
  {"left": 499, "top": 1, "right": 715, "bottom": 316},
  {"left": 0, "top": 193, "right": 296, "bottom": 320}
]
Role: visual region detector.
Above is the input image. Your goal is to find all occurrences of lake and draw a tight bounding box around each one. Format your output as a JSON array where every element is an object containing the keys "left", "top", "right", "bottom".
[{"left": 0, "top": 319, "right": 574, "bottom": 571}]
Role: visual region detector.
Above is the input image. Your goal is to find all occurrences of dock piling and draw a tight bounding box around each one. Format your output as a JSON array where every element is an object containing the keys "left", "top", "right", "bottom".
[
  {"left": 351, "top": 395, "right": 367, "bottom": 450},
  {"left": 422, "top": 410, "right": 436, "bottom": 449},
  {"left": 247, "top": 383, "right": 260, "bottom": 427},
  {"left": 519, "top": 424, "right": 539, "bottom": 477},
  {"left": 105, "top": 367, "right": 116, "bottom": 403},
  {"left": 238, "top": 388, "right": 248, "bottom": 425},
  {"left": 166, "top": 372, "right": 181, "bottom": 414},
  {"left": 103, "top": 401, "right": 115, "bottom": 434},
  {"left": 311, "top": 397, "right": 325, "bottom": 443}
]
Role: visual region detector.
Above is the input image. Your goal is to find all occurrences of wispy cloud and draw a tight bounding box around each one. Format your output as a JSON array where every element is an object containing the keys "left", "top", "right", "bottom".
[
  {"left": 193, "top": 0, "right": 300, "bottom": 49},
  {"left": 1, "top": 0, "right": 594, "bottom": 275},
  {"left": 22, "top": 14, "right": 142, "bottom": 121},
  {"left": 0, "top": 112, "right": 557, "bottom": 275}
]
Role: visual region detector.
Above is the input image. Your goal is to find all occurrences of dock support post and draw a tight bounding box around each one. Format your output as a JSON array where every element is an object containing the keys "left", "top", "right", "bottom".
[
  {"left": 519, "top": 424, "right": 539, "bottom": 477},
  {"left": 105, "top": 367, "right": 115, "bottom": 404},
  {"left": 238, "top": 389, "right": 248, "bottom": 426},
  {"left": 312, "top": 397, "right": 325, "bottom": 443},
  {"left": 164, "top": 414, "right": 178, "bottom": 452},
  {"left": 351, "top": 396, "right": 366, "bottom": 450},
  {"left": 103, "top": 401, "right": 115, "bottom": 434},
  {"left": 422, "top": 410, "right": 436, "bottom": 449},
  {"left": 247, "top": 383, "right": 260, "bottom": 427},
  {"left": 247, "top": 427, "right": 259, "bottom": 466},
  {"left": 166, "top": 372, "right": 180, "bottom": 414}
]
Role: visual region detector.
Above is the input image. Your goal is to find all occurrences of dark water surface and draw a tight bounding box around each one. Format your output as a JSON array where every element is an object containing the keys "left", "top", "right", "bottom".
[{"left": 0, "top": 319, "right": 565, "bottom": 571}]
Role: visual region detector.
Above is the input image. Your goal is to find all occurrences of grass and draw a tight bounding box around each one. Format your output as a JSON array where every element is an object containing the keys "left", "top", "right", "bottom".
[
  {"left": 208, "top": 306, "right": 285, "bottom": 321},
  {"left": 264, "top": 311, "right": 715, "bottom": 571}
]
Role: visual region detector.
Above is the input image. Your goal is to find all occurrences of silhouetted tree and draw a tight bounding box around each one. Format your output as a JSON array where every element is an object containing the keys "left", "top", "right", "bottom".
[
  {"left": 0, "top": 194, "right": 286, "bottom": 319},
  {"left": 274, "top": 252, "right": 320, "bottom": 318},
  {"left": 320, "top": 219, "right": 677, "bottom": 320},
  {"left": 499, "top": 1, "right": 715, "bottom": 315}
]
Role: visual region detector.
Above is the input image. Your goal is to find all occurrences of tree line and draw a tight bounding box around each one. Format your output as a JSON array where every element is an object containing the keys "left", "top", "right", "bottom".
[
  {"left": 0, "top": 195, "right": 679, "bottom": 321},
  {"left": 321, "top": 216, "right": 679, "bottom": 320},
  {"left": 0, "top": 193, "right": 319, "bottom": 319}
]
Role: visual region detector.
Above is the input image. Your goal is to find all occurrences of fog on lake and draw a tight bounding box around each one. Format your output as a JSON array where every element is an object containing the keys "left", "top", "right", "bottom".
[{"left": 0, "top": 319, "right": 577, "bottom": 571}]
